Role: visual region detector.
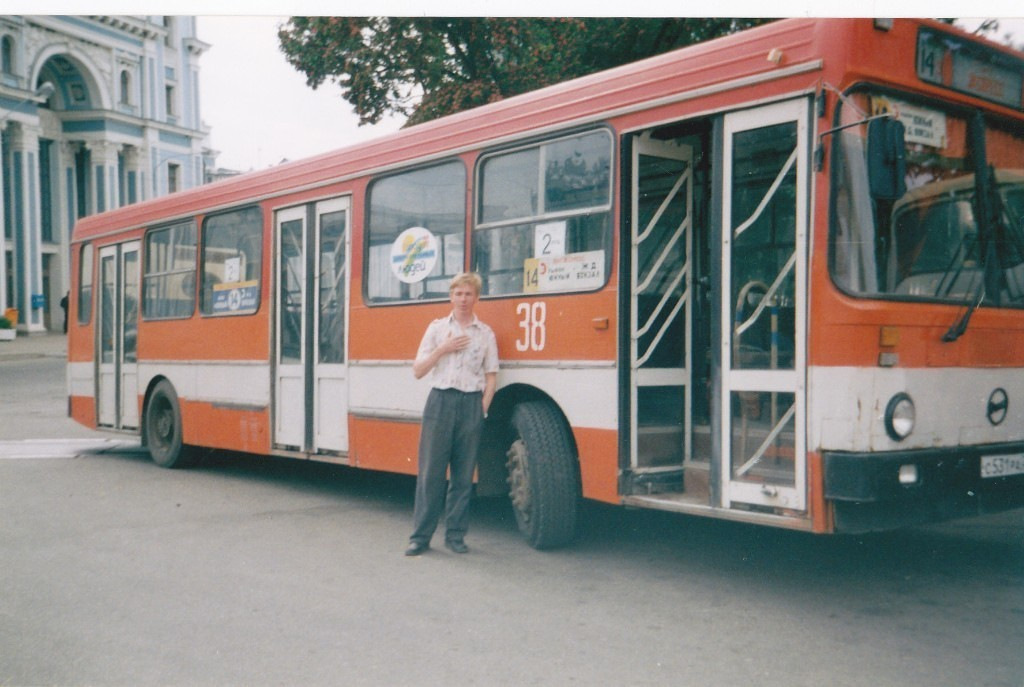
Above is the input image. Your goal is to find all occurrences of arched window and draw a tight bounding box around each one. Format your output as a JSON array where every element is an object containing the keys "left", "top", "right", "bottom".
[
  {"left": 1, "top": 35, "right": 14, "bottom": 75},
  {"left": 119, "top": 69, "right": 131, "bottom": 105}
]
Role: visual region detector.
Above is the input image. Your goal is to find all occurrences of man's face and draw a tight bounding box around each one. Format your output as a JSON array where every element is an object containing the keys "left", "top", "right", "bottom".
[{"left": 450, "top": 284, "right": 478, "bottom": 314}]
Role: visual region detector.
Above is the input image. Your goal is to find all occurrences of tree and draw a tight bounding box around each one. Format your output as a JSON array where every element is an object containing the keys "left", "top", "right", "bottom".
[
  {"left": 956, "top": 18, "right": 1024, "bottom": 51},
  {"left": 278, "top": 17, "right": 772, "bottom": 126}
]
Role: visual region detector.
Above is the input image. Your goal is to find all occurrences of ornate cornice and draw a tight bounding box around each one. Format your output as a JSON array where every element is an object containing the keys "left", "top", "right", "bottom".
[
  {"left": 183, "top": 37, "right": 209, "bottom": 56},
  {"left": 89, "top": 16, "right": 161, "bottom": 40}
]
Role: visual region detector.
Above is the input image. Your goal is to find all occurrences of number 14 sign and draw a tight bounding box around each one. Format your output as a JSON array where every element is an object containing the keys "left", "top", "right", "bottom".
[{"left": 523, "top": 250, "right": 605, "bottom": 294}]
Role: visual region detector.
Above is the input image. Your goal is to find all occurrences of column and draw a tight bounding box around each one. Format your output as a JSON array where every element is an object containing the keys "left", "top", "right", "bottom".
[
  {"left": 7, "top": 121, "right": 46, "bottom": 333},
  {"left": 86, "top": 140, "right": 120, "bottom": 214},
  {"left": 121, "top": 144, "right": 142, "bottom": 206},
  {"left": 135, "top": 145, "right": 150, "bottom": 203},
  {"left": 58, "top": 140, "right": 78, "bottom": 241},
  {"left": 50, "top": 140, "right": 78, "bottom": 323},
  {"left": 0, "top": 124, "right": 8, "bottom": 314}
]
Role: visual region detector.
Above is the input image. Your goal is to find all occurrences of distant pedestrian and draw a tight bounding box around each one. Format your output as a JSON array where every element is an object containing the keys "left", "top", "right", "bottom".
[
  {"left": 405, "top": 272, "right": 498, "bottom": 556},
  {"left": 60, "top": 292, "right": 69, "bottom": 333}
]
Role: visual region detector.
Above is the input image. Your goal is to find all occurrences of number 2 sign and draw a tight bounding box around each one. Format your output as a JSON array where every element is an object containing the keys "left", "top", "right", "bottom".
[{"left": 535, "top": 221, "right": 566, "bottom": 257}]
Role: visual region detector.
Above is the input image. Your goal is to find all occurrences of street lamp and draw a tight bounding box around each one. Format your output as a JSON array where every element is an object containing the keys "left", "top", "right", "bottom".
[{"left": 0, "top": 82, "right": 55, "bottom": 125}]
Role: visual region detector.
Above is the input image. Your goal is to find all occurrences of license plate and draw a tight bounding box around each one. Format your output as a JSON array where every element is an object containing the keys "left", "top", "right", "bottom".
[{"left": 980, "top": 454, "right": 1024, "bottom": 478}]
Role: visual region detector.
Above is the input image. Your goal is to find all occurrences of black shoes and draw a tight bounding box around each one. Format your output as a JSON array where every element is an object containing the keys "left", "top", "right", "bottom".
[
  {"left": 445, "top": 539, "right": 469, "bottom": 554},
  {"left": 405, "top": 539, "right": 468, "bottom": 555}
]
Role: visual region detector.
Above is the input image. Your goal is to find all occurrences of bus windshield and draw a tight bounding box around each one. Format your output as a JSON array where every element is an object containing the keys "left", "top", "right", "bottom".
[{"left": 831, "top": 90, "right": 1024, "bottom": 307}]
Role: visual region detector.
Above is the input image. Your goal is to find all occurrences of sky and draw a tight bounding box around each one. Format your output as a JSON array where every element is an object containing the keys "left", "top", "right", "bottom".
[
  {"left": 194, "top": 12, "right": 1024, "bottom": 172},
  {"left": 197, "top": 16, "right": 403, "bottom": 172}
]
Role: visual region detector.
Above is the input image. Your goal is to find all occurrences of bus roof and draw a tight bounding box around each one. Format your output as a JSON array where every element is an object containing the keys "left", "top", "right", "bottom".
[{"left": 72, "top": 17, "right": 1020, "bottom": 242}]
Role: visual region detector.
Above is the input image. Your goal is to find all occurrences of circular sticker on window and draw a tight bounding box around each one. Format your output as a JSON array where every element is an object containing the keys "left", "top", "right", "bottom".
[{"left": 390, "top": 226, "right": 438, "bottom": 284}]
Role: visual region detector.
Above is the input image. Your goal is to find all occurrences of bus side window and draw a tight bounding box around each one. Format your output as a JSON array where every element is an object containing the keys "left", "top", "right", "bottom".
[
  {"left": 200, "top": 206, "right": 262, "bottom": 316},
  {"left": 143, "top": 220, "right": 196, "bottom": 319},
  {"left": 473, "top": 129, "right": 613, "bottom": 297},
  {"left": 77, "top": 242, "right": 93, "bottom": 324},
  {"left": 365, "top": 160, "right": 466, "bottom": 304}
]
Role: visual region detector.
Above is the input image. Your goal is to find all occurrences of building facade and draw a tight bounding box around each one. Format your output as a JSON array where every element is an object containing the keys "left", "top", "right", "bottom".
[{"left": 0, "top": 15, "right": 212, "bottom": 333}]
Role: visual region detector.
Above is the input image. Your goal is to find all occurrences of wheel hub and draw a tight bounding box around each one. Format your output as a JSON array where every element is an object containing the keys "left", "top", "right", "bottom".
[
  {"left": 505, "top": 438, "right": 531, "bottom": 523},
  {"left": 153, "top": 403, "right": 172, "bottom": 444}
]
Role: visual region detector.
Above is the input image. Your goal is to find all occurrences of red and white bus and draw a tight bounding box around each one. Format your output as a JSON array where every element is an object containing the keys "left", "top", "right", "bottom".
[{"left": 68, "top": 18, "right": 1024, "bottom": 547}]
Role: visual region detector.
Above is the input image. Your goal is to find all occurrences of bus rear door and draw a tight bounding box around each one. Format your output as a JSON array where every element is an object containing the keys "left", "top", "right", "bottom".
[
  {"left": 96, "top": 241, "right": 140, "bottom": 430},
  {"left": 274, "top": 198, "right": 351, "bottom": 455}
]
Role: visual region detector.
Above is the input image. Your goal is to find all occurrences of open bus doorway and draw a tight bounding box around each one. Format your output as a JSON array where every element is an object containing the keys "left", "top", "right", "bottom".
[
  {"left": 626, "top": 121, "right": 714, "bottom": 502},
  {"left": 625, "top": 98, "right": 809, "bottom": 516}
]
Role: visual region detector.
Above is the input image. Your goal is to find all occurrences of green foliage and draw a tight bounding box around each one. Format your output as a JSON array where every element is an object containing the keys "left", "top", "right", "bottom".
[
  {"left": 278, "top": 17, "right": 772, "bottom": 126},
  {"left": 0, "top": 316, "right": 11, "bottom": 329}
]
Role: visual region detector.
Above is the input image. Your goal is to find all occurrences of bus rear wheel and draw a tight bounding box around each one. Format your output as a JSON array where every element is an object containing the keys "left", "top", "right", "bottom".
[
  {"left": 505, "top": 400, "right": 578, "bottom": 549},
  {"left": 145, "top": 380, "right": 197, "bottom": 469}
]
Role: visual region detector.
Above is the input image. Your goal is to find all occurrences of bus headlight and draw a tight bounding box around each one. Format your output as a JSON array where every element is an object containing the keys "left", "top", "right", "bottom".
[{"left": 885, "top": 393, "right": 915, "bottom": 441}]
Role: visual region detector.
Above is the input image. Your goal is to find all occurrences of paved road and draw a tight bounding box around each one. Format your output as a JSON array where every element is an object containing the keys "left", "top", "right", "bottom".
[
  {"left": 1, "top": 345, "right": 1023, "bottom": 686},
  {"left": 0, "top": 333, "right": 98, "bottom": 441}
]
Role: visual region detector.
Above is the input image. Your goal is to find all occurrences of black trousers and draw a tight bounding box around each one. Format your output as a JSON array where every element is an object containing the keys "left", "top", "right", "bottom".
[{"left": 410, "top": 388, "right": 484, "bottom": 545}]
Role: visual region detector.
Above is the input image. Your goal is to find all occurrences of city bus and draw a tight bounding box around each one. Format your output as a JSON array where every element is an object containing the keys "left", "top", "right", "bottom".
[{"left": 68, "top": 18, "right": 1024, "bottom": 548}]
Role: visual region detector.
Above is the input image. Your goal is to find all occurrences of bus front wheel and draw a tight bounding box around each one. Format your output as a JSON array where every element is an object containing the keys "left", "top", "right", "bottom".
[
  {"left": 145, "top": 380, "right": 197, "bottom": 469},
  {"left": 505, "top": 400, "right": 579, "bottom": 549}
]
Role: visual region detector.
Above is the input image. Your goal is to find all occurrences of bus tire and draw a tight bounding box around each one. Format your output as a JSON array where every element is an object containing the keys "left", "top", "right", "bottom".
[
  {"left": 144, "top": 380, "right": 197, "bottom": 469},
  {"left": 506, "top": 400, "right": 579, "bottom": 549}
]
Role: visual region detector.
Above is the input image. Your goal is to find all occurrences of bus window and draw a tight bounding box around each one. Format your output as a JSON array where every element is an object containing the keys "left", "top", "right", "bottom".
[
  {"left": 100, "top": 253, "right": 115, "bottom": 363},
  {"left": 474, "top": 129, "right": 612, "bottom": 296},
  {"left": 200, "top": 206, "right": 262, "bottom": 316},
  {"left": 365, "top": 160, "right": 466, "bottom": 303},
  {"left": 318, "top": 209, "right": 346, "bottom": 364},
  {"left": 143, "top": 220, "right": 196, "bottom": 319},
  {"left": 123, "top": 249, "right": 139, "bottom": 362},
  {"left": 77, "top": 242, "right": 93, "bottom": 324},
  {"left": 731, "top": 121, "right": 797, "bottom": 371}
]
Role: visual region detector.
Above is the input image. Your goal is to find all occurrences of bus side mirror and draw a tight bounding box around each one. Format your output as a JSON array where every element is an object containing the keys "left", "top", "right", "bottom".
[{"left": 868, "top": 117, "right": 907, "bottom": 201}]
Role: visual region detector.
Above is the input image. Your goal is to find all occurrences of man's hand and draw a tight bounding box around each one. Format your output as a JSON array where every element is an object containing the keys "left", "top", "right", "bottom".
[
  {"left": 438, "top": 333, "right": 471, "bottom": 355},
  {"left": 413, "top": 332, "right": 470, "bottom": 379},
  {"left": 440, "top": 333, "right": 471, "bottom": 354}
]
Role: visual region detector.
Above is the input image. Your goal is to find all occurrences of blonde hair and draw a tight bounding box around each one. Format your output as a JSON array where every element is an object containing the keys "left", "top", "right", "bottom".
[{"left": 449, "top": 272, "right": 482, "bottom": 295}]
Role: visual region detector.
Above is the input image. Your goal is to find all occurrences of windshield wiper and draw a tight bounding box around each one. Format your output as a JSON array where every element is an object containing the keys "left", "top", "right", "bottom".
[
  {"left": 943, "top": 111, "right": 994, "bottom": 343},
  {"left": 943, "top": 280, "right": 985, "bottom": 342}
]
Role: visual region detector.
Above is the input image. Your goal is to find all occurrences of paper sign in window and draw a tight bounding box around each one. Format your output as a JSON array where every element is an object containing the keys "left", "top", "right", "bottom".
[
  {"left": 524, "top": 250, "right": 604, "bottom": 293},
  {"left": 534, "top": 221, "right": 567, "bottom": 258}
]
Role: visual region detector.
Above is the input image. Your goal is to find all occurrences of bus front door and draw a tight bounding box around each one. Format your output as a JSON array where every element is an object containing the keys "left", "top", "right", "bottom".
[
  {"left": 96, "top": 241, "right": 140, "bottom": 430},
  {"left": 719, "top": 99, "right": 808, "bottom": 512},
  {"left": 274, "top": 198, "right": 351, "bottom": 455}
]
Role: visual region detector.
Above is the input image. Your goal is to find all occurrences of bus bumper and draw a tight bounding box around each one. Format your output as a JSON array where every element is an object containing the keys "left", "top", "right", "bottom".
[{"left": 823, "top": 444, "right": 1024, "bottom": 533}]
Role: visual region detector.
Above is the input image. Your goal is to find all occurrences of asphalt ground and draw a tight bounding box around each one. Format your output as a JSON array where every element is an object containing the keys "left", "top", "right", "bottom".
[{"left": 0, "top": 330, "right": 67, "bottom": 362}]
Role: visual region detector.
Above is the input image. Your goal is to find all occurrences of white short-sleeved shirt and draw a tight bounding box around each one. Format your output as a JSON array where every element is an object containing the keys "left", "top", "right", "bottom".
[{"left": 416, "top": 313, "right": 499, "bottom": 393}]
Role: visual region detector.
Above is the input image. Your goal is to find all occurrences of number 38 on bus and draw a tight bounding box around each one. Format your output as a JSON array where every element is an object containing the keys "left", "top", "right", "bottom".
[{"left": 69, "top": 19, "right": 1024, "bottom": 548}]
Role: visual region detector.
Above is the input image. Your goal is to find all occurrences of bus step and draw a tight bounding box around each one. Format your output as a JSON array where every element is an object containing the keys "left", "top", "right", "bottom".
[
  {"left": 683, "top": 461, "right": 710, "bottom": 499},
  {"left": 628, "top": 467, "right": 683, "bottom": 495}
]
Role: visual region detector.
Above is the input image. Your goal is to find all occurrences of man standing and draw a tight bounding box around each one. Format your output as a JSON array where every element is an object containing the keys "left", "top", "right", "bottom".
[{"left": 406, "top": 273, "right": 498, "bottom": 556}]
